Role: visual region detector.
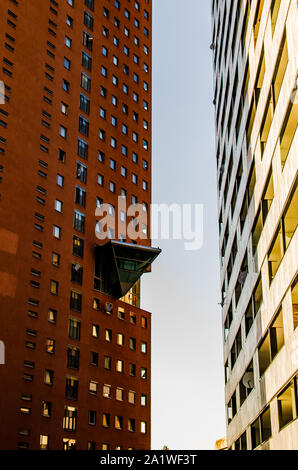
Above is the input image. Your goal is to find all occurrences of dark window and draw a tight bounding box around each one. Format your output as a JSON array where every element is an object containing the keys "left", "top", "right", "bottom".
[
  {"left": 67, "top": 347, "right": 80, "bottom": 369},
  {"left": 68, "top": 318, "right": 81, "bottom": 340},
  {"left": 70, "top": 290, "right": 82, "bottom": 312},
  {"left": 80, "top": 93, "right": 90, "bottom": 114}
]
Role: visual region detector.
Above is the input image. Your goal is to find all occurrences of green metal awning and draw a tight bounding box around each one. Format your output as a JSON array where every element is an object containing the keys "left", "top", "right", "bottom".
[{"left": 94, "top": 240, "right": 161, "bottom": 299}]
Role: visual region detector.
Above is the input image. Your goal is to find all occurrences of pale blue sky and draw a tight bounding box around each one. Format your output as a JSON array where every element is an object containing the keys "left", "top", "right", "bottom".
[{"left": 141, "top": 0, "right": 226, "bottom": 450}]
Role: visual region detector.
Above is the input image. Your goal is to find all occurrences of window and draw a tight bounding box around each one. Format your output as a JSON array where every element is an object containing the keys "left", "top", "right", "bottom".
[
  {"left": 103, "top": 384, "right": 111, "bottom": 398},
  {"left": 292, "top": 276, "right": 298, "bottom": 329},
  {"left": 239, "top": 361, "right": 254, "bottom": 406},
  {"left": 258, "top": 308, "right": 284, "bottom": 376},
  {"left": 277, "top": 376, "right": 298, "bottom": 430},
  {"left": 129, "top": 337, "right": 136, "bottom": 351},
  {"left": 63, "top": 406, "right": 77, "bottom": 431},
  {"left": 102, "top": 413, "right": 110, "bottom": 427},
  {"left": 118, "top": 307, "right": 125, "bottom": 320},
  {"left": 56, "top": 174, "right": 64, "bottom": 187},
  {"left": 61, "top": 102, "right": 68, "bottom": 116},
  {"left": 79, "top": 116, "right": 89, "bottom": 136},
  {"left": 141, "top": 394, "right": 147, "bottom": 406},
  {"left": 115, "top": 416, "right": 123, "bottom": 430},
  {"left": 83, "top": 31, "right": 93, "bottom": 51},
  {"left": 44, "top": 369, "right": 54, "bottom": 385},
  {"left": 84, "top": 11, "right": 93, "bottom": 30},
  {"left": 89, "top": 381, "right": 98, "bottom": 395},
  {"left": 97, "top": 174, "right": 104, "bottom": 186},
  {"left": 128, "top": 390, "right": 136, "bottom": 404},
  {"left": 73, "top": 235, "right": 84, "bottom": 258},
  {"left": 55, "top": 199, "right": 63, "bottom": 213},
  {"left": 130, "top": 312, "right": 137, "bottom": 324},
  {"left": 58, "top": 149, "right": 66, "bottom": 162},
  {"left": 280, "top": 98, "right": 298, "bottom": 169},
  {"left": 42, "top": 401, "right": 51, "bottom": 417},
  {"left": 65, "top": 377, "right": 79, "bottom": 400},
  {"left": 251, "top": 407, "right": 272, "bottom": 449},
  {"left": 64, "top": 57, "right": 71, "bottom": 70},
  {"left": 48, "top": 308, "right": 57, "bottom": 324},
  {"left": 268, "top": 180, "right": 298, "bottom": 283},
  {"left": 105, "top": 329, "right": 112, "bottom": 342},
  {"left": 91, "top": 351, "right": 98, "bottom": 366},
  {"left": 69, "top": 318, "right": 81, "bottom": 340},
  {"left": 62, "top": 79, "right": 70, "bottom": 92},
  {"left": 74, "top": 210, "right": 85, "bottom": 233},
  {"left": 65, "top": 36, "right": 72, "bottom": 48},
  {"left": 92, "top": 324, "right": 99, "bottom": 338},
  {"left": 104, "top": 356, "right": 111, "bottom": 370},
  {"left": 70, "top": 290, "right": 82, "bottom": 312},
  {"left": 46, "top": 339, "right": 55, "bottom": 354},
  {"left": 71, "top": 263, "right": 83, "bottom": 285},
  {"left": 141, "top": 367, "right": 147, "bottom": 380},
  {"left": 82, "top": 51, "right": 92, "bottom": 71},
  {"left": 272, "top": 32, "right": 288, "bottom": 109},
  {"left": 116, "top": 359, "right": 123, "bottom": 372},
  {"left": 67, "top": 346, "right": 80, "bottom": 369},
  {"left": 81, "top": 72, "right": 91, "bottom": 92},
  {"left": 66, "top": 15, "right": 73, "bottom": 27},
  {"left": 75, "top": 186, "right": 86, "bottom": 208},
  {"left": 271, "top": 0, "right": 281, "bottom": 36},
  {"left": 59, "top": 125, "right": 67, "bottom": 139},
  {"left": 230, "top": 326, "right": 242, "bottom": 369},
  {"left": 245, "top": 275, "right": 263, "bottom": 336},
  {"left": 117, "top": 333, "right": 124, "bottom": 346},
  {"left": 76, "top": 162, "right": 87, "bottom": 184},
  {"left": 78, "top": 138, "right": 88, "bottom": 159},
  {"left": 140, "top": 421, "right": 147, "bottom": 434},
  {"left": 40, "top": 435, "right": 49, "bottom": 450},
  {"left": 80, "top": 93, "right": 90, "bottom": 114},
  {"left": 50, "top": 280, "right": 58, "bottom": 295},
  {"left": 89, "top": 410, "right": 96, "bottom": 425}
]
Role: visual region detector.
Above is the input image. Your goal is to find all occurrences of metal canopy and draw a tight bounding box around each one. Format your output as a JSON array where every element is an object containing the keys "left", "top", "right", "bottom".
[{"left": 94, "top": 240, "right": 161, "bottom": 299}]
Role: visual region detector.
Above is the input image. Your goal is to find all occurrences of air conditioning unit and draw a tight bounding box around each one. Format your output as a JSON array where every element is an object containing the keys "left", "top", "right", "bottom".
[{"left": 106, "top": 302, "right": 113, "bottom": 313}]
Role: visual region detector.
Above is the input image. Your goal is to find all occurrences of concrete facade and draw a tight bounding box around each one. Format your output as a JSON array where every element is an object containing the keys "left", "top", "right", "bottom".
[{"left": 211, "top": 0, "right": 298, "bottom": 449}]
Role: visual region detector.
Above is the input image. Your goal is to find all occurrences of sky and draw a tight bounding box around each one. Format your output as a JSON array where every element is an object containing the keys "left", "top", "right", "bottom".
[{"left": 141, "top": 0, "right": 227, "bottom": 450}]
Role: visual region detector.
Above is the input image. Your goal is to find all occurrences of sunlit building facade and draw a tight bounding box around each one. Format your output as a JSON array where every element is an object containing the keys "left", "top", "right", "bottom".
[
  {"left": 0, "top": 0, "right": 159, "bottom": 450},
  {"left": 212, "top": 0, "right": 298, "bottom": 449}
]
